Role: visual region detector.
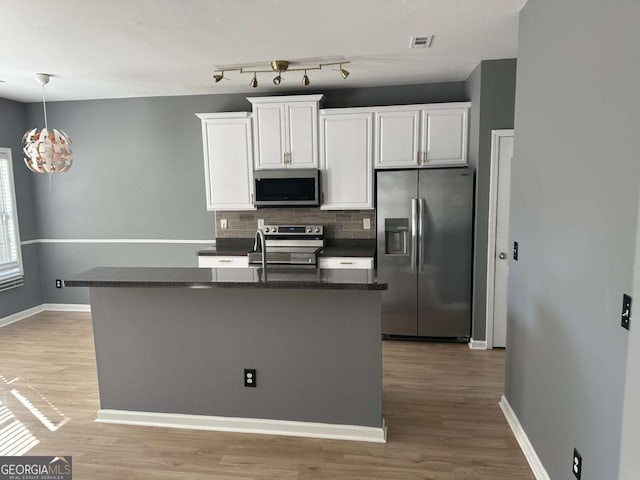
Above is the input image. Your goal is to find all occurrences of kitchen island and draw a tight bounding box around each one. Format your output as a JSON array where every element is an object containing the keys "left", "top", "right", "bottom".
[{"left": 65, "top": 266, "right": 387, "bottom": 442}]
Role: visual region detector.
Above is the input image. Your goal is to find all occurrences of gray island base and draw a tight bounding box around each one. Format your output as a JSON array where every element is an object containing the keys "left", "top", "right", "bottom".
[{"left": 65, "top": 267, "right": 387, "bottom": 443}]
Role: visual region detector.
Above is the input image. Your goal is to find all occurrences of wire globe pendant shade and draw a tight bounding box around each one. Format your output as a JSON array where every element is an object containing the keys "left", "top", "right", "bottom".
[{"left": 23, "top": 74, "right": 73, "bottom": 174}]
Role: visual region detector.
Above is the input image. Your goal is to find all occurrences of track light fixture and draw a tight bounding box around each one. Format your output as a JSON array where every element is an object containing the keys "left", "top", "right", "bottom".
[
  {"left": 213, "top": 71, "right": 225, "bottom": 83},
  {"left": 339, "top": 64, "right": 350, "bottom": 79},
  {"left": 211, "top": 59, "right": 351, "bottom": 88}
]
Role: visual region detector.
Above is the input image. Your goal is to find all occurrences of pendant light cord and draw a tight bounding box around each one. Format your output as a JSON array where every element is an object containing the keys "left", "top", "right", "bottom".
[{"left": 41, "top": 83, "right": 48, "bottom": 131}]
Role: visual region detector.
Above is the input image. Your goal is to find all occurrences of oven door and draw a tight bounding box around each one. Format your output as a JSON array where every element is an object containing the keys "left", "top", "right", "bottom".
[{"left": 253, "top": 169, "right": 319, "bottom": 207}]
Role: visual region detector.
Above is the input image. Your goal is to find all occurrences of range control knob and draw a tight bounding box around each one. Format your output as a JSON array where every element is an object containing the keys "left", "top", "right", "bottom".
[
  {"left": 306, "top": 227, "right": 312, "bottom": 233},
  {"left": 263, "top": 227, "right": 270, "bottom": 233},
  {"left": 272, "top": 227, "right": 278, "bottom": 233},
  {"left": 314, "top": 227, "right": 321, "bottom": 233}
]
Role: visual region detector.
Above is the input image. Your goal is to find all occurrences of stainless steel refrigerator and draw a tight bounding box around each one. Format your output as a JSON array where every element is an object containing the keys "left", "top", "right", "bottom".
[{"left": 376, "top": 168, "right": 473, "bottom": 339}]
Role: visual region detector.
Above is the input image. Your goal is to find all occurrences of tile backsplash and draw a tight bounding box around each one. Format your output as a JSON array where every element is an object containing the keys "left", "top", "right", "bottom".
[{"left": 215, "top": 209, "right": 376, "bottom": 239}]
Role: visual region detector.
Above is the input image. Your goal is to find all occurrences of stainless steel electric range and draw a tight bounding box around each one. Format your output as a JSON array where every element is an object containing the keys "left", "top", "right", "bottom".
[{"left": 248, "top": 225, "right": 324, "bottom": 266}]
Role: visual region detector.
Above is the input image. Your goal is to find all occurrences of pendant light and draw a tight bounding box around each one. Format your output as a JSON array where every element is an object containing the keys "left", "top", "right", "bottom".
[{"left": 22, "top": 73, "right": 73, "bottom": 174}]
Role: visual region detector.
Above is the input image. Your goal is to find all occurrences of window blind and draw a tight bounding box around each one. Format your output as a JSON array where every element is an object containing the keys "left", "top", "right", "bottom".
[{"left": 0, "top": 149, "right": 23, "bottom": 292}]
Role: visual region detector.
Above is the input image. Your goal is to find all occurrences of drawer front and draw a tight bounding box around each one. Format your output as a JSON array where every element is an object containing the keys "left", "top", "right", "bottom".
[
  {"left": 198, "top": 256, "right": 249, "bottom": 268},
  {"left": 318, "top": 257, "right": 373, "bottom": 269}
]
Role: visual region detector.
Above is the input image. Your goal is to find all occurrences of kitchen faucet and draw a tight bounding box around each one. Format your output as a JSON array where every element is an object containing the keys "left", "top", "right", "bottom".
[{"left": 254, "top": 228, "right": 267, "bottom": 270}]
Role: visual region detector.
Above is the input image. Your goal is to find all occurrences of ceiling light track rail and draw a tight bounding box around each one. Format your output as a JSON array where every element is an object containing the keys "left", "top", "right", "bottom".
[{"left": 212, "top": 59, "right": 350, "bottom": 88}]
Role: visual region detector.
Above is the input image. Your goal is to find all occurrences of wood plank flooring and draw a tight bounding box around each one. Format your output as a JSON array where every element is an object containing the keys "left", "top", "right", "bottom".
[{"left": 0, "top": 312, "right": 533, "bottom": 479}]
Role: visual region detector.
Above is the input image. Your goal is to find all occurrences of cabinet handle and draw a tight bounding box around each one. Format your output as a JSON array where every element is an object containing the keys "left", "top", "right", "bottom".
[
  {"left": 425, "top": 150, "right": 429, "bottom": 164},
  {"left": 339, "top": 261, "right": 354, "bottom": 265},
  {"left": 218, "top": 259, "right": 232, "bottom": 263},
  {"left": 417, "top": 151, "right": 421, "bottom": 165},
  {"left": 251, "top": 193, "right": 254, "bottom": 203}
]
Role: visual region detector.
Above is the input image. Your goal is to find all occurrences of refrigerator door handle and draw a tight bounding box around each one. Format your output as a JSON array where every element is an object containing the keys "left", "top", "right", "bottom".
[
  {"left": 410, "top": 198, "right": 418, "bottom": 272},
  {"left": 418, "top": 198, "right": 426, "bottom": 272}
]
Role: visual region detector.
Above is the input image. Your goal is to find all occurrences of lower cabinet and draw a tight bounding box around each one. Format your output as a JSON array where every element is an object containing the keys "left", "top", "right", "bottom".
[
  {"left": 198, "top": 256, "right": 249, "bottom": 268},
  {"left": 318, "top": 257, "right": 374, "bottom": 269},
  {"left": 319, "top": 110, "right": 374, "bottom": 210}
]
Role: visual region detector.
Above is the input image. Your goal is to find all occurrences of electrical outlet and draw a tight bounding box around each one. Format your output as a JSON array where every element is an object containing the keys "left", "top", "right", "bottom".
[
  {"left": 219, "top": 218, "right": 227, "bottom": 230},
  {"left": 363, "top": 218, "right": 371, "bottom": 230},
  {"left": 622, "top": 294, "right": 632, "bottom": 330},
  {"left": 572, "top": 448, "right": 582, "bottom": 479},
  {"left": 257, "top": 219, "right": 265, "bottom": 228},
  {"left": 55, "top": 279, "right": 63, "bottom": 289},
  {"left": 513, "top": 241, "right": 519, "bottom": 261},
  {"left": 244, "top": 369, "right": 256, "bottom": 387}
]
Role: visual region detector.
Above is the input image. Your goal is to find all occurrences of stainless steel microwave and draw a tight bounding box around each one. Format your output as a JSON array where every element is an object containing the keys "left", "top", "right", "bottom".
[{"left": 253, "top": 169, "right": 320, "bottom": 207}]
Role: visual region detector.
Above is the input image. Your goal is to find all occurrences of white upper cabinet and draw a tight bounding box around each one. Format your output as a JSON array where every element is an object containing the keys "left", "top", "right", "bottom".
[
  {"left": 422, "top": 108, "right": 468, "bottom": 166},
  {"left": 196, "top": 112, "right": 255, "bottom": 211},
  {"left": 374, "top": 103, "right": 470, "bottom": 168},
  {"left": 320, "top": 110, "right": 374, "bottom": 210},
  {"left": 375, "top": 109, "right": 421, "bottom": 168},
  {"left": 248, "top": 95, "right": 323, "bottom": 169}
]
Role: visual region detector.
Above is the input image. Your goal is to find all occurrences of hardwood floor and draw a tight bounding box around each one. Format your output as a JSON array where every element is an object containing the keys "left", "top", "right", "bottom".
[{"left": 0, "top": 312, "right": 533, "bottom": 479}]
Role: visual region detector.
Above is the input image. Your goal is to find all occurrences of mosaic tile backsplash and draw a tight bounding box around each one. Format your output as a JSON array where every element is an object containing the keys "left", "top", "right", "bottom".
[{"left": 215, "top": 209, "right": 376, "bottom": 239}]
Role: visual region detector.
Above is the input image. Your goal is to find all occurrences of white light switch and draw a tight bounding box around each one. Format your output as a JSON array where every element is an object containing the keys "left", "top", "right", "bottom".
[
  {"left": 257, "top": 219, "right": 265, "bottom": 228},
  {"left": 363, "top": 218, "right": 371, "bottom": 230},
  {"left": 220, "top": 218, "right": 228, "bottom": 229}
]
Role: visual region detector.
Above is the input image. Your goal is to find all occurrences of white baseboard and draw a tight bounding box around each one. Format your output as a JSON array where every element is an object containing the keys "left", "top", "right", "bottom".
[
  {"left": 0, "top": 303, "right": 91, "bottom": 328},
  {"left": 0, "top": 305, "right": 45, "bottom": 328},
  {"left": 499, "top": 395, "right": 550, "bottom": 480},
  {"left": 43, "top": 303, "right": 91, "bottom": 312},
  {"left": 468, "top": 338, "right": 488, "bottom": 350},
  {"left": 96, "top": 409, "right": 387, "bottom": 443}
]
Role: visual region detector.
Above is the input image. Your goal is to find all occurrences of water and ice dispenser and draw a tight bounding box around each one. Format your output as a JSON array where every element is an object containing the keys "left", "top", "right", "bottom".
[{"left": 384, "top": 219, "right": 409, "bottom": 255}]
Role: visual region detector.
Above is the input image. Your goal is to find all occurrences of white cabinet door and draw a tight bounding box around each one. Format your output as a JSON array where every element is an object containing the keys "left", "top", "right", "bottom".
[
  {"left": 249, "top": 95, "right": 322, "bottom": 170},
  {"left": 198, "top": 255, "right": 249, "bottom": 268},
  {"left": 422, "top": 108, "right": 468, "bottom": 166},
  {"left": 253, "top": 103, "right": 287, "bottom": 169},
  {"left": 286, "top": 102, "right": 318, "bottom": 168},
  {"left": 197, "top": 113, "right": 255, "bottom": 211},
  {"left": 374, "top": 110, "right": 421, "bottom": 168},
  {"left": 320, "top": 111, "right": 373, "bottom": 210},
  {"left": 318, "top": 257, "right": 374, "bottom": 269}
]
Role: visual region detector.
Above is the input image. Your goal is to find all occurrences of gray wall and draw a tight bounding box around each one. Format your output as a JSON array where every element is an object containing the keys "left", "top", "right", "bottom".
[
  {"left": 20, "top": 81, "right": 467, "bottom": 305},
  {"left": 0, "top": 98, "right": 42, "bottom": 317},
  {"left": 619, "top": 191, "right": 640, "bottom": 477},
  {"left": 505, "top": 1, "right": 639, "bottom": 479},
  {"left": 464, "top": 59, "right": 517, "bottom": 341}
]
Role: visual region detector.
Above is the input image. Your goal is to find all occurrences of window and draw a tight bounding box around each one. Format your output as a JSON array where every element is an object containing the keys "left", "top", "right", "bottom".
[{"left": 0, "top": 147, "right": 23, "bottom": 291}]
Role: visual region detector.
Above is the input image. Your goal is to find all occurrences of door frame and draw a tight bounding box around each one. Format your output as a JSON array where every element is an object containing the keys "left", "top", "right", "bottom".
[{"left": 485, "top": 129, "right": 514, "bottom": 349}]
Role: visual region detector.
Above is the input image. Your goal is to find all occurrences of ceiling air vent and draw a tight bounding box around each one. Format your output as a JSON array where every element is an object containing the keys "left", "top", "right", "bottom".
[{"left": 409, "top": 35, "right": 434, "bottom": 49}]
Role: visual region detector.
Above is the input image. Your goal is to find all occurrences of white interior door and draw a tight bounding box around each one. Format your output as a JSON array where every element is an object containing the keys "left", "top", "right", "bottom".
[{"left": 489, "top": 130, "right": 514, "bottom": 348}]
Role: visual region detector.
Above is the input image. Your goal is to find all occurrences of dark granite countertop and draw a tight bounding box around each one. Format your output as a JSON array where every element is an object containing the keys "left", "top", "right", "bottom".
[
  {"left": 198, "top": 238, "right": 376, "bottom": 258},
  {"left": 197, "top": 238, "right": 254, "bottom": 257},
  {"left": 65, "top": 266, "right": 387, "bottom": 291}
]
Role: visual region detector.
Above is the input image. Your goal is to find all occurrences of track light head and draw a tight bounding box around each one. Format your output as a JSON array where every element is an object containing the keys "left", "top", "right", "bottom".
[
  {"left": 213, "top": 71, "right": 224, "bottom": 83},
  {"left": 273, "top": 74, "right": 282, "bottom": 86},
  {"left": 302, "top": 71, "right": 310, "bottom": 86},
  {"left": 339, "top": 64, "right": 350, "bottom": 79},
  {"left": 250, "top": 73, "right": 258, "bottom": 88}
]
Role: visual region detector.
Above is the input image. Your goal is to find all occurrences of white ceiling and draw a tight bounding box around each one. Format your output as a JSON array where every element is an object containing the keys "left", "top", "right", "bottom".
[{"left": 0, "top": 0, "right": 527, "bottom": 103}]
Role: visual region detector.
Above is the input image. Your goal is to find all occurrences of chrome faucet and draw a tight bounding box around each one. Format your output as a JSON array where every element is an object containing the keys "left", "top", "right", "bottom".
[{"left": 254, "top": 228, "right": 267, "bottom": 270}]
